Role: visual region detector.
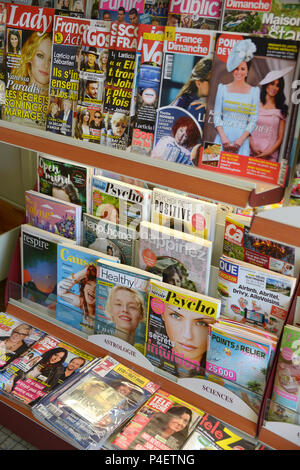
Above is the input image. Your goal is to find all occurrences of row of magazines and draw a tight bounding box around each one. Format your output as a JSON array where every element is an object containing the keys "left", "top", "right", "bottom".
[
  {"left": 17, "top": 153, "right": 300, "bottom": 432},
  {"left": 0, "top": 309, "right": 272, "bottom": 450},
  {"left": 0, "top": 0, "right": 300, "bottom": 188}
]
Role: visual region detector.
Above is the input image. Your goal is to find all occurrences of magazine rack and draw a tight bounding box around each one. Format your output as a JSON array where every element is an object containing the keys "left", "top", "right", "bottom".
[
  {"left": 0, "top": 120, "right": 285, "bottom": 209},
  {"left": 5, "top": 282, "right": 261, "bottom": 442}
]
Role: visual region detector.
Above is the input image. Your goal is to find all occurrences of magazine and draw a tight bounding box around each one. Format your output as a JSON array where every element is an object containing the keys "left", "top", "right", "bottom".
[
  {"left": 37, "top": 153, "right": 93, "bottom": 216},
  {"left": 91, "top": 175, "right": 152, "bottom": 232},
  {"left": 182, "top": 411, "right": 258, "bottom": 450},
  {"left": 0, "top": 3, "right": 6, "bottom": 108},
  {"left": 151, "top": 187, "right": 217, "bottom": 242},
  {"left": 54, "top": 0, "right": 87, "bottom": 16},
  {"left": 74, "top": 18, "right": 110, "bottom": 144},
  {"left": 109, "top": 389, "right": 204, "bottom": 450},
  {"left": 102, "top": 22, "right": 138, "bottom": 151},
  {"left": 2, "top": 3, "right": 55, "bottom": 129},
  {"left": 223, "top": 213, "right": 296, "bottom": 276},
  {"left": 220, "top": 0, "right": 300, "bottom": 40},
  {"left": 82, "top": 213, "right": 138, "bottom": 266},
  {"left": 25, "top": 189, "right": 82, "bottom": 244},
  {"left": 139, "top": 221, "right": 212, "bottom": 295},
  {"left": 0, "top": 311, "right": 45, "bottom": 371},
  {"left": 151, "top": 27, "right": 216, "bottom": 166},
  {"left": 0, "top": 333, "right": 94, "bottom": 406},
  {"left": 130, "top": 24, "right": 165, "bottom": 155},
  {"left": 289, "top": 146, "right": 300, "bottom": 205},
  {"left": 144, "top": 279, "right": 220, "bottom": 378},
  {"left": 32, "top": 355, "right": 160, "bottom": 450},
  {"left": 97, "top": 0, "right": 169, "bottom": 26},
  {"left": 271, "top": 324, "right": 300, "bottom": 414},
  {"left": 206, "top": 320, "right": 274, "bottom": 394},
  {"left": 46, "top": 14, "right": 89, "bottom": 136},
  {"left": 198, "top": 32, "right": 300, "bottom": 186},
  {"left": 56, "top": 242, "right": 119, "bottom": 332},
  {"left": 95, "top": 259, "right": 161, "bottom": 354},
  {"left": 21, "top": 223, "right": 75, "bottom": 312},
  {"left": 217, "top": 254, "right": 297, "bottom": 338},
  {"left": 167, "top": 0, "right": 222, "bottom": 30}
]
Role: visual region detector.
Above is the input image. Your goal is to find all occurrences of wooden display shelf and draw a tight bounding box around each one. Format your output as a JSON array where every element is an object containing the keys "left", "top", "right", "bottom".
[
  {"left": 4, "top": 300, "right": 258, "bottom": 448},
  {"left": 0, "top": 120, "right": 283, "bottom": 209},
  {"left": 250, "top": 209, "right": 300, "bottom": 249},
  {"left": 258, "top": 428, "right": 300, "bottom": 451}
]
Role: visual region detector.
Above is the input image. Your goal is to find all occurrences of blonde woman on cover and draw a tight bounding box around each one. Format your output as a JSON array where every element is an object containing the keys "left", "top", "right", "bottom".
[
  {"left": 106, "top": 286, "right": 145, "bottom": 344},
  {"left": 9, "top": 31, "right": 52, "bottom": 95}
]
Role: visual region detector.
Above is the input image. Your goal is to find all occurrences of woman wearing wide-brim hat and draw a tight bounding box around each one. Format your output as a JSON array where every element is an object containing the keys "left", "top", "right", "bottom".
[{"left": 249, "top": 66, "right": 293, "bottom": 162}]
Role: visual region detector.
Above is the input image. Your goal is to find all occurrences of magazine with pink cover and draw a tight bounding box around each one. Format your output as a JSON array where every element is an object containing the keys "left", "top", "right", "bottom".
[
  {"left": 97, "top": 0, "right": 169, "bottom": 25},
  {"left": 167, "top": 0, "right": 222, "bottom": 30},
  {"left": 25, "top": 189, "right": 82, "bottom": 244},
  {"left": 198, "top": 32, "right": 300, "bottom": 186},
  {"left": 2, "top": 3, "right": 55, "bottom": 129},
  {"left": 139, "top": 221, "right": 212, "bottom": 295}
]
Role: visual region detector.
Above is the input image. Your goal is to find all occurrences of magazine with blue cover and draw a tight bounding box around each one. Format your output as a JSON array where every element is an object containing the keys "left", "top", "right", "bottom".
[
  {"left": 56, "top": 243, "right": 119, "bottom": 333},
  {"left": 95, "top": 259, "right": 161, "bottom": 354}
]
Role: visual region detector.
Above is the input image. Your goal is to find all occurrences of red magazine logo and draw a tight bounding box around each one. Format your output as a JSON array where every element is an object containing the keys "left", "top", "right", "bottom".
[
  {"left": 147, "top": 395, "right": 174, "bottom": 413},
  {"left": 166, "top": 32, "right": 211, "bottom": 56},
  {"left": 224, "top": 220, "right": 244, "bottom": 246},
  {"left": 82, "top": 28, "right": 110, "bottom": 48},
  {"left": 7, "top": 4, "right": 54, "bottom": 33},
  {"left": 141, "top": 33, "right": 164, "bottom": 65},
  {"left": 54, "top": 16, "right": 89, "bottom": 46},
  {"left": 225, "top": 0, "right": 272, "bottom": 12},
  {"left": 114, "top": 23, "right": 138, "bottom": 51},
  {"left": 215, "top": 33, "right": 244, "bottom": 64}
]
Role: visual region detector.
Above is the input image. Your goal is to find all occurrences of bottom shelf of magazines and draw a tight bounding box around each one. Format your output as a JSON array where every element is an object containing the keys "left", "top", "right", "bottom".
[
  {"left": 6, "top": 281, "right": 269, "bottom": 441},
  {"left": 258, "top": 399, "right": 300, "bottom": 450},
  {"left": 2, "top": 295, "right": 265, "bottom": 451}
]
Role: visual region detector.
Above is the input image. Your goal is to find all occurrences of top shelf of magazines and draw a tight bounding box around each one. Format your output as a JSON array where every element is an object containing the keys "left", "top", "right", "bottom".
[{"left": 0, "top": 120, "right": 284, "bottom": 208}]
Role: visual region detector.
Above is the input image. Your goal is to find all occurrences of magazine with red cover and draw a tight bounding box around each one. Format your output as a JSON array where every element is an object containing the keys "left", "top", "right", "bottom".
[
  {"left": 151, "top": 27, "right": 216, "bottom": 166},
  {"left": 2, "top": 3, "right": 55, "bottom": 129},
  {"left": 98, "top": 0, "right": 169, "bottom": 26},
  {"left": 198, "top": 32, "right": 300, "bottom": 186},
  {"left": 109, "top": 389, "right": 204, "bottom": 450},
  {"left": 46, "top": 14, "right": 89, "bottom": 136},
  {"left": 74, "top": 18, "right": 110, "bottom": 143},
  {"left": 167, "top": 0, "right": 222, "bottom": 30},
  {"left": 131, "top": 24, "right": 165, "bottom": 155},
  {"left": 102, "top": 21, "right": 139, "bottom": 151}
]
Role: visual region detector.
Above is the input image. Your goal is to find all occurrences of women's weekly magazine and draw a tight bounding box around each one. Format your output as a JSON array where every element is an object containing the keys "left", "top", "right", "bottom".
[
  {"left": 108, "top": 389, "right": 204, "bottom": 451},
  {"left": 167, "top": 0, "right": 222, "bottom": 30},
  {"left": 151, "top": 27, "right": 216, "bottom": 166},
  {"left": 47, "top": 14, "right": 89, "bottom": 136},
  {"left": 198, "top": 32, "right": 300, "bottom": 186},
  {"left": 97, "top": 0, "right": 169, "bottom": 25},
  {"left": 32, "top": 355, "right": 160, "bottom": 450},
  {"left": 2, "top": 3, "right": 55, "bottom": 129},
  {"left": 144, "top": 279, "right": 220, "bottom": 379},
  {"left": 95, "top": 259, "right": 161, "bottom": 354},
  {"left": 0, "top": 334, "right": 94, "bottom": 406}
]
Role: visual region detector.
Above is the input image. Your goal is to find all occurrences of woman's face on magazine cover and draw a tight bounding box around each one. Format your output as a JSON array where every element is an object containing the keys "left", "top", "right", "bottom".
[
  {"left": 174, "top": 126, "right": 188, "bottom": 146},
  {"left": 162, "top": 306, "right": 211, "bottom": 362},
  {"left": 266, "top": 79, "right": 280, "bottom": 98},
  {"left": 30, "top": 37, "right": 52, "bottom": 87},
  {"left": 233, "top": 61, "right": 248, "bottom": 83},
  {"left": 166, "top": 412, "right": 191, "bottom": 434},
  {"left": 49, "top": 351, "right": 65, "bottom": 364},
  {"left": 83, "top": 280, "right": 96, "bottom": 307},
  {"left": 109, "top": 289, "right": 143, "bottom": 334},
  {"left": 10, "top": 33, "right": 19, "bottom": 51}
]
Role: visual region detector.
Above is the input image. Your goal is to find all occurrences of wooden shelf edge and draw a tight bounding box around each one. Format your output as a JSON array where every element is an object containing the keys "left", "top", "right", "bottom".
[
  {"left": 0, "top": 123, "right": 258, "bottom": 208},
  {"left": 258, "top": 427, "right": 300, "bottom": 451},
  {"left": 250, "top": 216, "right": 300, "bottom": 248},
  {"left": 5, "top": 301, "right": 258, "bottom": 440},
  {"left": 248, "top": 185, "right": 285, "bottom": 208}
]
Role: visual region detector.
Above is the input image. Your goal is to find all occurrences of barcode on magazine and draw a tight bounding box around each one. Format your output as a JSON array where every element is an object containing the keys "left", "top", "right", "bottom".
[
  {"left": 278, "top": 159, "right": 288, "bottom": 185},
  {"left": 164, "top": 54, "right": 173, "bottom": 80}
]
